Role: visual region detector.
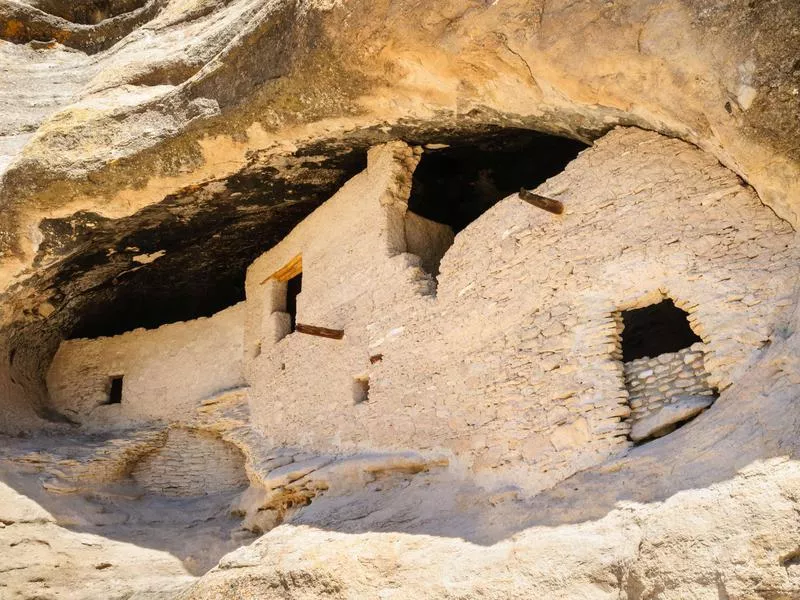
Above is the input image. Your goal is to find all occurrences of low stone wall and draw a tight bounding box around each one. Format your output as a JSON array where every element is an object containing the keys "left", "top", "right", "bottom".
[
  {"left": 131, "top": 428, "right": 248, "bottom": 497},
  {"left": 624, "top": 343, "right": 715, "bottom": 422},
  {"left": 46, "top": 302, "right": 246, "bottom": 426}
]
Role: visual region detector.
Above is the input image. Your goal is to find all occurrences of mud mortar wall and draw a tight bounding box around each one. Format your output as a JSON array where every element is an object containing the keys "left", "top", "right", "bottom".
[
  {"left": 245, "top": 129, "right": 799, "bottom": 493},
  {"left": 46, "top": 303, "right": 246, "bottom": 425}
]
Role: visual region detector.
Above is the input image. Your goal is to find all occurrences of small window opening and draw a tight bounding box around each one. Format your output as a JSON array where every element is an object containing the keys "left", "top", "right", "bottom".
[
  {"left": 621, "top": 299, "right": 701, "bottom": 362},
  {"left": 286, "top": 272, "right": 302, "bottom": 333},
  {"left": 618, "top": 298, "right": 717, "bottom": 445},
  {"left": 107, "top": 375, "right": 123, "bottom": 405},
  {"left": 353, "top": 376, "right": 369, "bottom": 404},
  {"left": 8, "top": 349, "right": 17, "bottom": 384}
]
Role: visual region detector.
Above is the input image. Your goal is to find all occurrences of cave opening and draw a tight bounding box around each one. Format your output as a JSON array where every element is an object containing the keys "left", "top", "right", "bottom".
[
  {"left": 59, "top": 129, "right": 585, "bottom": 344},
  {"left": 621, "top": 299, "right": 702, "bottom": 362},
  {"left": 60, "top": 147, "right": 368, "bottom": 341},
  {"left": 39, "top": 127, "right": 587, "bottom": 354},
  {"left": 407, "top": 129, "right": 587, "bottom": 233}
]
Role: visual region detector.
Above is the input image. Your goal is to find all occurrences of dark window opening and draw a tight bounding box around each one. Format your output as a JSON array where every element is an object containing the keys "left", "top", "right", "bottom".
[
  {"left": 408, "top": 129, "right": 587, "bottom": 233},
  {"left": 286, "top": 272, "right": 302, "bottom": 333},
  {"left": 107, "top": 375, "right": 123, "bottom": 405},
  {"left": 621, "top": 299, "right": 702, "bottom": 362},
  {"left": 353, "top": 376, "right": 369, "bottom": 404}
]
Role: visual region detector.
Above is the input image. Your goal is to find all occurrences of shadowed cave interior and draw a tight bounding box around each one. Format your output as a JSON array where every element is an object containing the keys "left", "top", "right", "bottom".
[
  {"left": 621, "top": 299, "right": 703, "bottom": 362},
  {"left": 409, "top": 131, "right": 586, "bottom": 233},
  {"left": 60, "top": 128, "right": 586, "bottom": 340}
]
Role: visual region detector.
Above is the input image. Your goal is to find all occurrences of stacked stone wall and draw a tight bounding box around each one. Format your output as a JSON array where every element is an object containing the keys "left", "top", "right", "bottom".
[
  {"left": 245, "top": 129, "right": 800, "bottom": 493},
  {"left": 131, "top": 429, "right": 248, "bottom": 497},
  {"left": 46, "top": 303, "right": 246, "bottom": 427},
  {"left": 623, "top": 343, "right": 715, "bottom": 422}
]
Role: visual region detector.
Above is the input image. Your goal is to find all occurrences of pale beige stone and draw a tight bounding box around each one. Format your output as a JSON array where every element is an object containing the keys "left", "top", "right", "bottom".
[
  {"left": 2, "top": 127, "right": 799, "bottom": 598},
  {"left": 550, "top": 418, "right": 591, "bottom": 451},
  {"left": 629, "top": 395, "right": 716, "bottom": 443}
]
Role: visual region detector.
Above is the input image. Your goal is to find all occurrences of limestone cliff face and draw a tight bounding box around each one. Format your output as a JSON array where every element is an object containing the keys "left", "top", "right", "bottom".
[
  {"left": 2, "top": 0, "right": 799, "bottom": 282},
  {"left": 1, "top": 1, "right": 800, "bottom": 599}
]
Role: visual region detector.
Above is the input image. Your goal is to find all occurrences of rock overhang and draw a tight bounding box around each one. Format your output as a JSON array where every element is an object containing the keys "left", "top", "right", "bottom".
[
  {"left": 0, "top": 2, "right": 800, "bottom": 594},
  {"left": 2, "top": 0, "right": 798, "bottom": 282}
]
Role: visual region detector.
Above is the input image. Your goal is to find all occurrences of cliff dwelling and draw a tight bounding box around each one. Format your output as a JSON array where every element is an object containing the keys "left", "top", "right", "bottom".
[{"left": 1, "top": 0, "right": 799, "bottom": 598}]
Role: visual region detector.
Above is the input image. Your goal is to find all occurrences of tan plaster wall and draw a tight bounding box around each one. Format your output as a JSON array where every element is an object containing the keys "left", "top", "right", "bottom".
[
  {"left": 245, "top": 128, "right": 799, "bottom": 492},
  {"left": 46, "top": 303, "right": 246, "bottom": 426}
]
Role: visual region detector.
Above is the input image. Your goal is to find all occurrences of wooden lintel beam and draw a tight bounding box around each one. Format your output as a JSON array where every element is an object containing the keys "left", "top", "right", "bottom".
[
  {"left": 261, "top": 254, "right": 302, "bottom": 284},
  {"left": 295, "top": 323, "right": 344, "bottom": 340},
  {"left": 519, "top": 188, "right": 564, "bottom": 215}
]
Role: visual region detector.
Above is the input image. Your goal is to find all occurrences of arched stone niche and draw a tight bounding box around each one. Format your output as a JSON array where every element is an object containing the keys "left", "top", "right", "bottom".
[{"left": 131, "top": 428, "right": 248, "bottom": 497}]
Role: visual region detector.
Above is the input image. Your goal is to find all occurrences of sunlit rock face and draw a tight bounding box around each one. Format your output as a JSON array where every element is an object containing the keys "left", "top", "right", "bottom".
[{"left": 0, "top": 0, "right": 799, "bottom": 598}]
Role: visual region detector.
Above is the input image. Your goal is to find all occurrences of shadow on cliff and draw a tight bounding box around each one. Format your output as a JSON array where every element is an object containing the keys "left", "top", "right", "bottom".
[{"left": 0, "top": 456, "right": 256, "bottom": 576}]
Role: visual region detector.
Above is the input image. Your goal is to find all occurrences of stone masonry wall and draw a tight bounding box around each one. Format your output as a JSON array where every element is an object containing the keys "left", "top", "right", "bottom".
[
  {"left": 624, "top": 343, "right": 715, "bottom": 422},
  {"left": 46, "top": 303, "right": 246, "bottom": 427},
  {"left": 131, "top": 428, "right": 248, "bottom": 497},
  {"left": 243, "top": 142, "right": 453, "bottom": 445},
  {"left": 45, "top": 129, "right": 800, "bottom": 496},
  {"left": 244, "top": 129, "right": 800, "bottom": 494}
]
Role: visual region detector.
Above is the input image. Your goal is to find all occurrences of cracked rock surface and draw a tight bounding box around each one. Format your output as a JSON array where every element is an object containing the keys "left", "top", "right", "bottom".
[{"left": 0, "top": 0, "right": 799, "bottom": 598}]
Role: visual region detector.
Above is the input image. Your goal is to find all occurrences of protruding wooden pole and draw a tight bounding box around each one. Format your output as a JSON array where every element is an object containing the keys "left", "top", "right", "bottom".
[
  {"left": 295, "top": 323, "right": 345, "bottom": 340},
  {"left": 519, "top": 188, "right": 564, "bottom": 215}
]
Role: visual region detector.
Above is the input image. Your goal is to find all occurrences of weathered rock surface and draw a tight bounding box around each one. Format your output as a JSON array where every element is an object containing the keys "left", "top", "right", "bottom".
[
  {"left": 0, "top": 475, "right": 196, "bottom": 599},
  {"left": 1, "top": 1, "right": 800, "bottom": 599},
  {"left": 629, "top": 394, "right": 715, "bottom": 442},
  {"left": 180, "top": 458, "right": 800, "bottom": 599}
]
